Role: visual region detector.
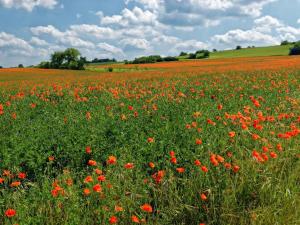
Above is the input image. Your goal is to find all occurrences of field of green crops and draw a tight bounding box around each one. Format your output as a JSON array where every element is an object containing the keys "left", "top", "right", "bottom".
[{"left": 0, "top": 57, "right": 300, "bottom": 225}]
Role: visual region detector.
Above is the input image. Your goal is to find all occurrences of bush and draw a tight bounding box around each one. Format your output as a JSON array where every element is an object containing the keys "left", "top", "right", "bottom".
[
  {"left": 18, "top": 64, "right": 24, "bottom": 68},
  {"left": 289, "top": 42, "right": 300, "bottom": 55},
  {"left": 0, "top": 66, "right": 3, "bottom": 69},
  {"left": 195, "top": 50, "right": 210, "bottom": 59},
  {"left": 107, "top": 67, "right": 114, "bottom": 72},
  {"left": 163, "top": 56, "right": 179, "bottom": 62},
  {"left": 236, "top": 46, "right": 242, "bottom": 50}
]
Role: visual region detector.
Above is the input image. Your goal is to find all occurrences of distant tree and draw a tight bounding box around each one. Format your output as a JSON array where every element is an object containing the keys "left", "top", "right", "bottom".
[
  {"left": 195, "top": 50, "right": 210, "bottom": 59},
  {"left": 38, "top": 48, "right": 85, "bottom": 70},
  {"left": 18, "top": 64, "right": 24, "bottom": 68},
  {"left": 163, "top": 56, "right": 179, "bottom": 62},
  {"left": 38, "top": 61, "right": 51, "bottom": 69},
  {"left": 289, "top": 41, "right": 300, "bottom": 55},
  {"left": 213, "top": 49, "right": 217, "bottom": 52},
  {"left": 236, "top": 46, "right": 242, "bottom": 50},
  {"left": 188, "top": 53, "right": 196, "bottom": 59},
  {"left": 179, "top": 52, "right": 188, "bottom": 57},
  {"left": 0, "top": 66, "right": 2, "bottom": 69},
  {"left": 281, "top": 40, "right": 290, "bottom": 46}
]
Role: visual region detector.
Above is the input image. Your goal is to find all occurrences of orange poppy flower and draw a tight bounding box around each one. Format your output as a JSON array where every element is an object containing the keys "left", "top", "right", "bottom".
[
  {"left": 5, "top": 209, "right": 16, "bottom": 218},
  {"left": 109, "top": 216, "right": 118, "bottom": 224},
  {"left": 93, "top": 184, "right": 102, "bottom": 193},
  {"left": 124, "top": 163, "right": 134, "bottom": 169},
  {"left": 176, "top": 167, "right": 185, "bottom": 173},
  {"left": 107, "top": 156, "right": 117, "bottom": 165},
  {"left": 131, "top": 215, "right": 140, "bottom": 223},
  {"left": 141, "top": 204, "right": 153, "bottom": 213}
]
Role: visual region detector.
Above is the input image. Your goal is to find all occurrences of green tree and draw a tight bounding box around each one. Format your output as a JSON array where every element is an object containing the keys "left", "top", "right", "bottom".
[
  {"left": 18, "top": 64, "right": 24, "bottom": 68},
  {"left": 289, "top": 41, "right": 300, "bottom": 55}
]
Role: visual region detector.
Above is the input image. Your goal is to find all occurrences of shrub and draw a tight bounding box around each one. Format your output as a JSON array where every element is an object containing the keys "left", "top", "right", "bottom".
[
  {"left": 236, "top": 46, "right": 242, "bottom": 50},
  {"left": 289, "top": 41, "right": 300, "bottom": 55},
  {"left": 18, "top": 64, "right": 24, "bottom": 68},
  {"left": 107, "top": 67, "right": 114, "bottom": 72}
]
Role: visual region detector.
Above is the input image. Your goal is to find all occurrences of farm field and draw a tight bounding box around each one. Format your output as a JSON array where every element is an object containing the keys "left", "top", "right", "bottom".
[
  {"left": 0, "top": 56, "right": 300, "bottom": 225},
  {"left": 209, "top": 45, "right": 292, "bottom": 59}
]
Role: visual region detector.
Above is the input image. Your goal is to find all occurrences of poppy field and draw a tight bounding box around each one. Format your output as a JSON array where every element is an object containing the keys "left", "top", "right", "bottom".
[{"left": 0, "top": 56, "right": 300, "bottom": 225}]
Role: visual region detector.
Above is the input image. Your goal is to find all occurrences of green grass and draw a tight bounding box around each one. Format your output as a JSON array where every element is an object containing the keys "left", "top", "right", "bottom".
[
  {"left": 0, "top": 67, "right": 299, "bottom": 225},
  {"left": 210, "top": 45, "right": 292, "bottom": 59}
]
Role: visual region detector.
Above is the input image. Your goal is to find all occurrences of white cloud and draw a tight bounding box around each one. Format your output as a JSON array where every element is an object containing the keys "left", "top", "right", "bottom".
[
  {"left": 126, "top": 0, "right": 277, "bottom": 27},
  {"left": 120, "top": 38, "right": 151, "bottom": 50},
  {"left": 97, "top": 43, "right": 124, "bottom": 55},
  {"left": 298, "top": 18, "right": 300, "bottom": 24},
  {"left": 173, "top": 40, "right": 209, "bottom": 52},
  {"left": 254, "top": 15, "right": 282, "bottom": 32},
  {"left": 0, "top": 32, "right": 33, "bottom": 51},
  {"left": 212, "top": 29, "right": 279, "bottom": 46},
  {"left": 0, "top": 0, "right": 57, "bottom": 11},
  {"left": 101, "top": 7, "right": 158, "bottom": 27},
  {"left": 30, "top": 37, "right": 49, "bottom": 46}
]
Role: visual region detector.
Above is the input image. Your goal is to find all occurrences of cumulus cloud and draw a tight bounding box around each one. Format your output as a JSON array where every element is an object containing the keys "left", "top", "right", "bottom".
[
  {"left": 30, "top": 37, "right": 49, "bottom": 46},
  {"left": 98, "top": 43, "right": 125, "bottom": 55},
  {"left": 0, "top": 32, "right": 33, "bottom": 51},
  {"left": 126, "top": 0, "right": 277, "bottom": 27},
  {"left": 120, "top": 38, "right": 151, "bottom": 51},
  {"left": 212, "top": 29, "right": 279, "bottom": 46},
  {"left": 0, "top": 0, "right": 58, "bottom": 11},
  {"left": 100, "top": 7, "right": 159, "bottom": 27}
]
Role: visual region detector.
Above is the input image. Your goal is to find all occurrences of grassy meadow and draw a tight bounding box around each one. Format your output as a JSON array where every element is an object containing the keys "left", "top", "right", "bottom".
[{"left": 0, "top": 56, "right": 300, "bottom": 225}]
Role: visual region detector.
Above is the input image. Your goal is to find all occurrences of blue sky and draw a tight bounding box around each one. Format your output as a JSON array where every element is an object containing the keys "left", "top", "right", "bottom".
[{"left": 0, "top": 0, "right": 300, "bottom": 67}]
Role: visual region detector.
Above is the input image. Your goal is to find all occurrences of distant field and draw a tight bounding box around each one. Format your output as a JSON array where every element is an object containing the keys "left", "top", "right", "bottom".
[{"left": 210, "top": 45, "right": 292, "bottom": 59}]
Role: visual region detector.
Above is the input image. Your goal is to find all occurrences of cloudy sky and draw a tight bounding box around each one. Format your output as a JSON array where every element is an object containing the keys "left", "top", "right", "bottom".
[{"left": 0, "top": 0, "right": 300, "bottom": 67}]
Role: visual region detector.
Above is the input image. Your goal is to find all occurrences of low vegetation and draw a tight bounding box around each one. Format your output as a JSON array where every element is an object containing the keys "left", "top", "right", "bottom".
[{"left": 0, "top": 56, "right": 300, "bottom": 224}]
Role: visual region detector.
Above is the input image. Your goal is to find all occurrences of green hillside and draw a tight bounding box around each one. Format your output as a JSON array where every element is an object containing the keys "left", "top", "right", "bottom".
[{"left": 210, "top": 45, "right": 292, "bottom": 59}]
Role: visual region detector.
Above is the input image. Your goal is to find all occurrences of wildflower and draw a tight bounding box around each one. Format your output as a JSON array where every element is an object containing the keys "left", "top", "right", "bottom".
[
  {"left": 195, "top": 139, "right": 202, "bottom": 145},
  {"left": 200, "top": 193, "right": 207, "bottom": 201},
  {"left": 176, "top": 167, "right": 185, "bottom": 173},
  {"left": 93, "top": 184, "right": 102, "bottom": 193},
  {"left": 148, "top": 162, "right": 155, "bottom": 169},
  {"left": 124, "top": 163, "right": 134, "bottom": 169},
  {"left": 109, "top": 216, "right": 118, "bottom": 224},
  {"left": 201, "top": 166, "right": 208, "bottom": 173},
  {"left": 97, "top": 175, "right": 106, "bottom": 182},
  {"left": 217, "top": 104, "right": 223, "bottom": 110},
  {"left": 5, "top": 209, "right": 16, "bottom": 218},
  {"left": 48, "top": 156, "right": 55, "bottom": 161},
  {"left": 18, "top": 172, "right": 26, "bottom": 179},
  {"left": 233, "top": 165, "right": 240, "bottom": 173},
  {"left": 194, "top": 159, "right": 201, "bottom": 166},
  {"left": 84, "top": 176, "right": 93, "bottom": 183},
  {"left": 0, "top": 177, "right": 4, "bottom": 184},
  {"left": 85, "top": 146, "right": 92, "bottom": 154},
  {"left": 170, "top": 157, "right": 177, "bottom": 164},
  {"left": 147, "top": 137, "right": 154, "bottom": 143},
  {"left": 270, "top": 152, "right": 277, "bottom": 159},
  {"left": 169, "top": 151, "right": 175, "bottom": 157},
  {"left": 229, "top": 131, "right": 236, "bottom": 138},
  {"left": 141, "top": 204, "right": 153, "bottom": 213},
  {"left": 107, "top": 156, "right": 117, "bottom": 165},
  {"left": 131, "top": 215, "right": 140, "bottom": 223},
  {"left": 94, "top": 168, "right": 102, "bottom": 175},
  {"left": 10, "top": 181, "right": 21, "bottom": 187},
  {"left": 11, "top": 112, "right": 17, "bottom": 120},
  {"left": 83, "top": 188, "right": 91, "bottom": 196},
  {"left": 86, "top": 112, "right": 91, "bottom": 120},
  {"left": 88, "top": 160, "right": 97, "bottom": 166},
  {"left": 115, "top": 205, "right": 124, "bottom": 212}
]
